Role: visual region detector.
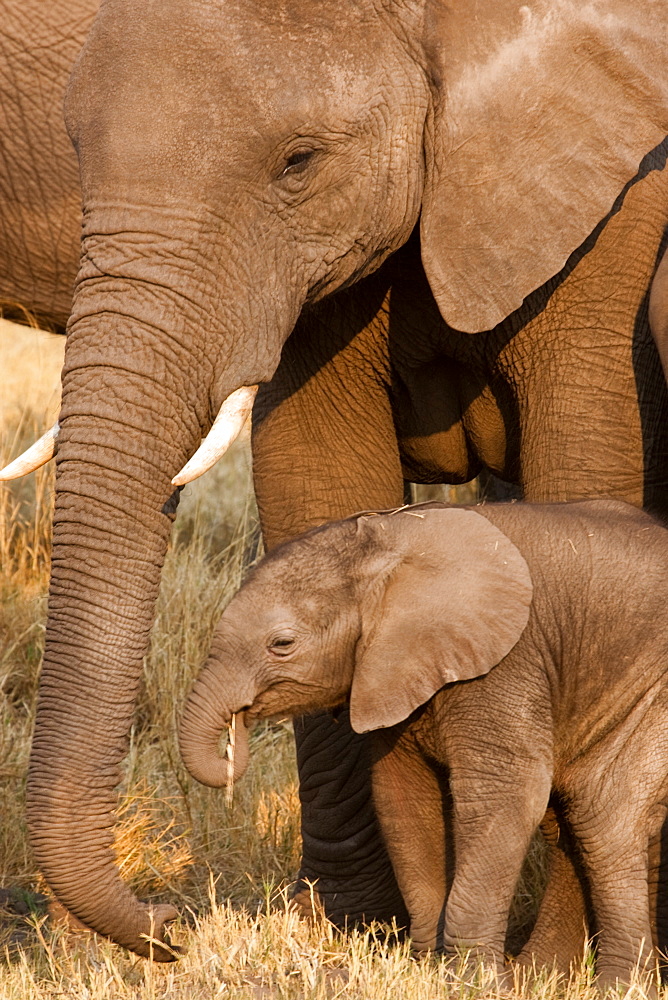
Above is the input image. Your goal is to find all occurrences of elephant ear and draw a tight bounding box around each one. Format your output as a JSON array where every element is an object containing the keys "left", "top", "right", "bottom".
[
  {"left": 419, "top": 0, "right": 668, "bottom": 333},
  {"left": 350, "top": 507, "right": 533, "bottom": 733}
]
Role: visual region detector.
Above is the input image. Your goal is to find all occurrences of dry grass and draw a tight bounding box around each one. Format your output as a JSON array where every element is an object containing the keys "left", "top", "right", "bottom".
[{"left": 0, "top": 321, "right": 662, "bottom": 997}]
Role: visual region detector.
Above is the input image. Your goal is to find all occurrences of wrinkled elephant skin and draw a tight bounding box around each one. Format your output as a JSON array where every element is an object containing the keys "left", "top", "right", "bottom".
[
  {"left": 3, "top": 0, "right": 668, "bottom": 963},
  {"left": 0, "top": 2, "right": 95, "bottom": 330}
]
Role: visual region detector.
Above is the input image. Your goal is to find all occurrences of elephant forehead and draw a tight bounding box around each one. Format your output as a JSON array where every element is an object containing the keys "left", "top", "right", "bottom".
[
  {"left": 232, "top": 561, "right": 353, "bottom": 628},
  {"left": 225, "top": 593, "right": 321, "bottom": 633},
  {"left": 73, "top": 0, "right": 389, "bottom": 137}
]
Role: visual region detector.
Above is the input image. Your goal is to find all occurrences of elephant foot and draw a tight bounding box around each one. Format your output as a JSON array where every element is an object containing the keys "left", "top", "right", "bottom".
[
  {"left": 595, "top": 966, "right": 659, "bottom": 1000},
  {"left": 289, "top": 871, "right": 408, "bottom": 931},
  {"left": 514, "top": 903, "right": 588, "bottom": 977},
  {"left": 440, "top": 951, "right": 512, "bottom": 993},
  {"left": 289, "top": 881, "right": 326, "bottom": 922}
]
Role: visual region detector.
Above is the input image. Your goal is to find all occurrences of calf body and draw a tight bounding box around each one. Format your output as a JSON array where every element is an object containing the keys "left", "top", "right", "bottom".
[
  {"left": 371, "top": 502, "right": 668, "bottom": 983},
  {"left": 181, "top": 498, "right": 668, "bottom": 986}
]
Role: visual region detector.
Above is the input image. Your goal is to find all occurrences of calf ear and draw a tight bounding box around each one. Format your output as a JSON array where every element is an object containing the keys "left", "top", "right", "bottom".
[
  {"left": 419, "top": 0, "right": 668, "bottom": 333},
  {"left": 350, "top": 508, "right": 532, "bottom": 733}
]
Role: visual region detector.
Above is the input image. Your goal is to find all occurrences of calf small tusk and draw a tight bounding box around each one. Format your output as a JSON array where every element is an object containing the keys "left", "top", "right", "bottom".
[
  {"left": 225, "top": 713, "right": 236, "bottom": 808},
  {"left": 171, "top": 385, "right": 258, "bottom": 487},
  {"left": 0, "top": 422, "right": 59, "bottom": 481}
]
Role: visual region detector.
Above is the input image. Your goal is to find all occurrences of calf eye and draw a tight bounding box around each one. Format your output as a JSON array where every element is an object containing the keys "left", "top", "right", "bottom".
[{"left": 269, "top": 636, "right": 296, "bottom": 655}]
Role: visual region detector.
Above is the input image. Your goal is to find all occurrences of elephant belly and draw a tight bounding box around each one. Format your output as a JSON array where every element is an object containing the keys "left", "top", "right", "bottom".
[{"left": 394, "top": 355, "right": 512, "bottom": 484}]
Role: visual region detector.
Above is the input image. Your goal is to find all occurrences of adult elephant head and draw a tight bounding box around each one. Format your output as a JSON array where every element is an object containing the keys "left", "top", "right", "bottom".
[{"left": 5, "top": 0, "right": 668, "bottom": 960}]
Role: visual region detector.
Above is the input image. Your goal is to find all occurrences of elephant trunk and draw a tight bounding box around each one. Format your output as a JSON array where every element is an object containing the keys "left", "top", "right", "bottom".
[
  {"left": 29, "top": 412, "right": 182, "bottom": 956},
  {"left": 26, "top": 272, "right": 264, "bottom": 960},
  {"left": 179, "top": 651, "right": 255, "bottom": 788}
]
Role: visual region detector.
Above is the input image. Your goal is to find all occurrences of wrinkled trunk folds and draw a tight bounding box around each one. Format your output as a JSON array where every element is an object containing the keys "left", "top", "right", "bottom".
[
  {"left": 26, "top": 187, "right": 298, "bottom": 956},
  {"left": 179, "top": 655, "right": 254, "bottom": 787},
  {"left": 29, "top": 412, "right": 181, "bottom": 955},
  {"left": 27, "top": 279, "right": 240, "bottom": 958}
]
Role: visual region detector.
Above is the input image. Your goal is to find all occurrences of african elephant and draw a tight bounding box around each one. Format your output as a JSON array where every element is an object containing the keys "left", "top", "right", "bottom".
[
  {"left": 180, "top": 499, "right": 668, "bottom": 989},
  {"left": 0, "top": 1, "right": 95, "bottom": 331},
  {"left": 3, "top": 0, "right": 668, "bottom": 964}
]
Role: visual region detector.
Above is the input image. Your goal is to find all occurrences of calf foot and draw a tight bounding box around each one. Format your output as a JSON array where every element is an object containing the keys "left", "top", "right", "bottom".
[
  {"left": 443, "top": 948, "right": 511, "bottom": 991},
  {"left": 596, "top": 967, "right": 659, "bottom": 1000}
]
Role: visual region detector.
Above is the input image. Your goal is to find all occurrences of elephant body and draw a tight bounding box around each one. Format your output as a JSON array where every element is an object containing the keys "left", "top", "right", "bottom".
[
  {"left": 3, "top": 0, "right": 668, "bottom": 961},
  {"left": 181, "top": 498, "right": 668, "bottom": 988},
  {"left": 372, "top": 500, "right": 668, "bottom": 986},
  {"left": 0, "top": 1, "right": 94, "bottom": 330},
  {"left": 256, "top": 145, "right": 668, "bottom": 543}
]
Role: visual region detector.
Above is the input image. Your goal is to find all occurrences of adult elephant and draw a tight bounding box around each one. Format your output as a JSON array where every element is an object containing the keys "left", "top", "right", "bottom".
[{"left": 3, "top": 0, "right": 668, "bottom": 966}]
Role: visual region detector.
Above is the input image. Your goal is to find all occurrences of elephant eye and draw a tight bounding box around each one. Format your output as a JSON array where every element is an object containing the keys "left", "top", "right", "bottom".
[
  {"left": 269, "top": 636, "right": 296, "bottom": 655},
  {"left": 280, "top": 150, "right": 314, "bottom": 177}
]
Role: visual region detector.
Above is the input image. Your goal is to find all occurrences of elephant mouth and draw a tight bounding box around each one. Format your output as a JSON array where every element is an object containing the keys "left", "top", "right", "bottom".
[{"left": 224, "top": 711, "right": 251, "bottom": 786}]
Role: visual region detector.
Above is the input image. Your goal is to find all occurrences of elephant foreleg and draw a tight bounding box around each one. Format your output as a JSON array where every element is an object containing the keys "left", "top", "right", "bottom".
[
  {"left": 291, "top": 711, "right": 408, "bottom": 925},
  {"left": 369, "top": 727, "right": 449, "bottom": 951}
]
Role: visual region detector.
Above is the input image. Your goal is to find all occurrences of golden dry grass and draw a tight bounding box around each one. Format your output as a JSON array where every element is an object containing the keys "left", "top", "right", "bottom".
[{"left": 0, "top": 321, "right": 662, "bottom": 997}]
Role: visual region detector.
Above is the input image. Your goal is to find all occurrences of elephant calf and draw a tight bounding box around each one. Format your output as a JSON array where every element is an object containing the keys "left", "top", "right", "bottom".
[{"left": 180, "top": 498, "right": 668, "bottom": 987}]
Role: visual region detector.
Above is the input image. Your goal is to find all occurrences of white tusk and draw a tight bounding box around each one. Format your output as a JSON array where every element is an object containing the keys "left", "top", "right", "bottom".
[
  {"left": 172, "top": 385, "right": 258, "bottom": 487},
  {"left": 0, "top": 422, "right": 59, "bottom": 481}
]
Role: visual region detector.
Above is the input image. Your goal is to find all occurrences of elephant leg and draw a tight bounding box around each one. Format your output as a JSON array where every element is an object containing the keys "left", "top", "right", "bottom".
[
  {"left": 648, "top": 812, "right": 668, "bottom": 970},
  {"left": 252, "top": 288, "right": 408, "bottom": 925},
  {"left": 505, "top": 156, "right": 668, "bottom": 513},
  {"left": 649, "top": 241, "right": 668, "bottom": 389},
  {"left": 567, "top": 785, "right": 654, "bottom": 988},
  {"left": 444, "top": 761, "right": 551, "bottom": 977},
  {"left": 290, "top": 710, "right": 408, "bottom": 925},
  {"left": 515, "top": 806, "right": 590, "bottom": 973},
  {"left": 581, "top": 840, "right": 653, "bottom": 989},
  {"left": 369, "top": 728, "right": 449, "bottom": 951}
]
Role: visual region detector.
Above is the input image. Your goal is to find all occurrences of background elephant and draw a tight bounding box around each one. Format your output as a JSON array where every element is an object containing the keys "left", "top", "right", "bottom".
[
  {"left": 180, "top": 498, "right": 668, "bottom": 988},
  {"left": 2, "top": 0, "right": 668, "bottom": 964},
  {"left": 0, "top": 1, "right": 96, "bottom": 331}
]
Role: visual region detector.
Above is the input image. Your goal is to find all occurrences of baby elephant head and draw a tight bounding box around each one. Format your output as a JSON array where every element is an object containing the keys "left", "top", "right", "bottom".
[{"left": 179, "top": 507, "right": 533, "bottom": 786}]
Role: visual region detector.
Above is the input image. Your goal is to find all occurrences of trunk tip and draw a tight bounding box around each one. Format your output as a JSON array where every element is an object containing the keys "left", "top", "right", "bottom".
[{"left": 136, "top": 903, "right": 182, "bottom": 962}]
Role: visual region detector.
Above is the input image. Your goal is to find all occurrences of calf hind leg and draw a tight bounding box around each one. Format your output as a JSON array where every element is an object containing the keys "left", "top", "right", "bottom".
[{"left": 515, "top": 805, "right": 591, "bottom": 973}]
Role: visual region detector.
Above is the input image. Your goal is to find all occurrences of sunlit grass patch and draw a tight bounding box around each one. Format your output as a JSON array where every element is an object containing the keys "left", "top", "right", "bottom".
[{"left": 1, "top": 891, "right": 663, "bottom": 1000}]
